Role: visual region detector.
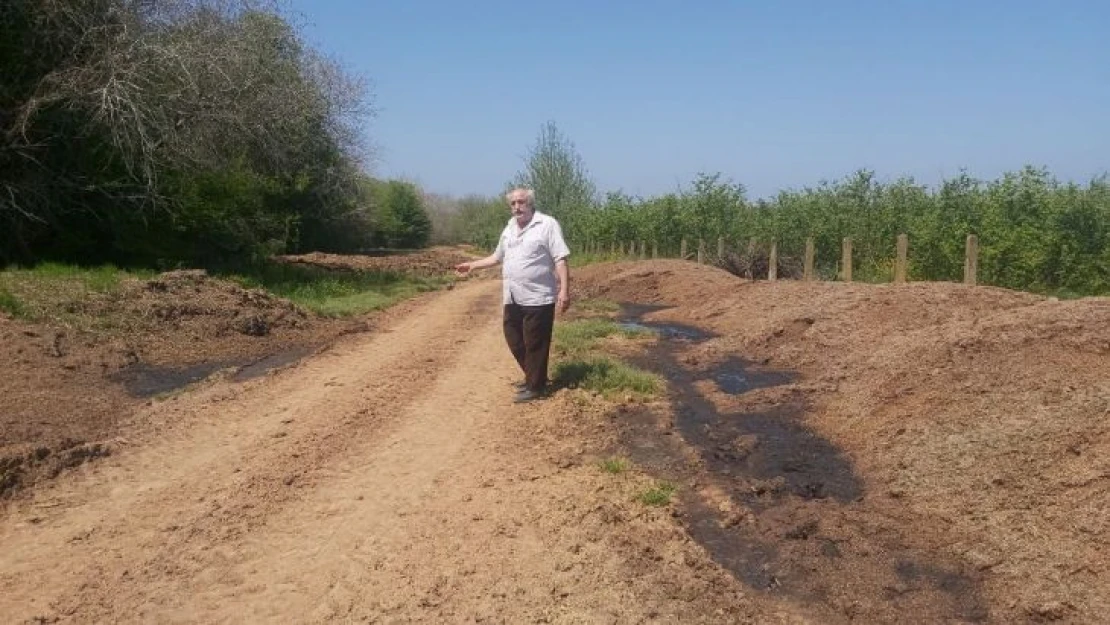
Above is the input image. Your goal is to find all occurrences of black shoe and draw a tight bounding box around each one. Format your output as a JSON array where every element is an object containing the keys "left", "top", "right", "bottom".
[
  {"left": 513, "top": 380, "right": 528, "bottom": 391},
  {"left": 514, "top": 388, "right": 545, "bottom": 403}
]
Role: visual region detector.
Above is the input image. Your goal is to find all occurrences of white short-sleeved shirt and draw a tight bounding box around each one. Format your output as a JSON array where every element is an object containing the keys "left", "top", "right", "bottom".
[{"left": 494, "top": 211, "right": 571, "bottom": 306}]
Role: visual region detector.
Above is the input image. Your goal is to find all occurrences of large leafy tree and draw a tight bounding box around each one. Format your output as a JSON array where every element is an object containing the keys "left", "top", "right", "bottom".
[
  {"left": 1, "top": 0, "right": 373, "bottom": 266},
  {"left": 511, "top": 121, "right": 596, "bottom": 232}
]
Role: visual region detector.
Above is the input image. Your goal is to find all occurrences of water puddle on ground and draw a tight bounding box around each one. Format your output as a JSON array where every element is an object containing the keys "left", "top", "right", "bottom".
[
  {"left": 709, "top": 357, "right": 796, "bottom": 395},
  {"left": 111, "top": 346, "right": 315, "bottom": 398},
  {"left": 111, "top": 361, "right": 238, "bottom": 397},
  {"left": 618, "top": 319, "right": 715, "bottom": 342},
  {"left": 613, "top": 301, "right": 988, "bottom": 623},
  {"left": 232, "top": 346, "right": 315, "bottom": 382},
  {"left": 616, "top": 303, "right": 717, "bottom": 343}
]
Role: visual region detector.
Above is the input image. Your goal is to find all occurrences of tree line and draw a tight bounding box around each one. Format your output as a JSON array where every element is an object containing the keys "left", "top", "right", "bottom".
[
  {"left": 1, "top": 0, "right": 430, "bottom": 269},
  {"left": 5, "top": 0, "right": 1102, "bottom": 296},
  {"left": 446, "top": 123, "right": 1108, "bottom": 296}
]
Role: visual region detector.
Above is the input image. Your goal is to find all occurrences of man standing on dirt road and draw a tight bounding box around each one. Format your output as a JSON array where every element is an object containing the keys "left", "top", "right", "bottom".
[{"left": 454, "top": 187, "right": 571, "bottom": 403}]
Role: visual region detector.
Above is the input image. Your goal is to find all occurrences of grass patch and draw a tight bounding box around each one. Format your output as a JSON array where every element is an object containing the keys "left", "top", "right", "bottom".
[
  {"left": 554, "top": 355, "right": 661, "bottom": 398},
  {"left": 0, "top": 263, "right": 154, "bottom": 322},
  {"left": 0, "top": 258, "right": 452, "bottom": 328},
  {"left": 600, "top": 457, "right": 630, "bottom": 474},
  {"left": 636, "top": 481, "right": 676, "bottom": 506},
  {"left": 9, "top": 262, "right": 152, "bottom": 294},
  {"left": 568, "top": 252, "right": 618, "bottom": 268},
  {"left": 26, "top": 262, "right": 150, "bottom": 293},
  {"left": 225, "top": 262, "right": 451, "bottom": 317},
  {"left": 554, "top": 318, "right": 653, "bottom": 356},
  {"left": 0, "top": 286, "right": 25, "bottom": 318},
  {"left": 574, "top": 298, "right": 620, "bottom": 314}
]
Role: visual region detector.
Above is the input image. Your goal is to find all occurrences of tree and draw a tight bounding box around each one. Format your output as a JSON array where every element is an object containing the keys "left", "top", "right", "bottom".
[
  {"left": 455, "top": 195, "right": 508, "bottom": 251},
  {"left": 511, "top": 121, "right": 596, "bottom": 224},
  {"left": 422, "top": 191, "right": 464, "bottom": 245},
  {"left": 1, "top": 0, "right": 374, "bottom": 266},
  {"left": 371, "top": 180, "right": 432, "bottom": 249}
]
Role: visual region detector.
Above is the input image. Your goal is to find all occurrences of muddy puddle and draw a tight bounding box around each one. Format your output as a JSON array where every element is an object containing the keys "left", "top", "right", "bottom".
[
  {"left": 613, "top": 302, "right": 989, "bottom": 623},
  {"left": 111, "top": 346, "right": 315, "bottom": 398},
  {"left": 617, "top": 303, "right": 716, "bottom": 342},
  {"left": 111, "top": 360, "right": 237, "bottom": 397},
  {"left": 709, "top": 357, "right": 796, "bottom": 395},
  {"left": 232, "top": 346, "right": 315, "bottom": 382}
]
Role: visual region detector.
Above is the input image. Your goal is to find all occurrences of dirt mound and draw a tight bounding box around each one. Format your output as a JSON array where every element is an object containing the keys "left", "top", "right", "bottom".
[
  {"left": 276, "top": 246, "right": 478, "bottom": 277},
  {"left": 574, "top": 259, "right": 1110, "bottom": 623},
  {"left": 115, "top": 268, "right": 325, "bottom": 365},
  {"left": 0, "top": 313, "right": 134, "bottom": 496},
  {"left": 0, "top": 269, "right": 368, "bottom": 497}
]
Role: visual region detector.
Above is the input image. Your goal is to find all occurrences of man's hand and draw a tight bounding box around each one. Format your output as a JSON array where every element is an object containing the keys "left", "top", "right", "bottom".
[
  {"left": 557, "top": 291, "right": 571, "bottom": 314},
  {"left": 454, "top": 262, "right": 472, "bottom": 277}
]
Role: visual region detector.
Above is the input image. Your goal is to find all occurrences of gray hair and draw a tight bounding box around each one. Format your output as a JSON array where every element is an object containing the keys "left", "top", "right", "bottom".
[{"left": 505, "top": 187, "right": 535, "bottom": 206}]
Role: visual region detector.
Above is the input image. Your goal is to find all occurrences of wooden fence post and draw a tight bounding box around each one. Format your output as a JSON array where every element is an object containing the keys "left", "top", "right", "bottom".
[
  {"left": 745, "top": 238, "right": 757, "bottom": 279},
  {"left": 680, "top": 238, "right": 688, "bottom": 260},
  {"left": 697, "top": 239, "right": 705, "bottom": 264},
  {"left": 652, "top": 240, "right": 658, "bottom": 259},
  {"left": 717, "top": 236, "right": 725, "bottom": 260},
  {"left": 639, "top": 240, "right": 646, "bottom": 259},
  {"left": 841, "top": 237, "right": 853, "bottom": 282},
  {"left": 964, "top": 234, "right": 978, "bottom": 285},
  {"left": 768, "top": 242, "right": 778, "bottom": 281},
  {"left": 895, "top": 234, "right": 908, "bottom": 284},
  {"left": 804, "top": 237, "right": 815, "bottom": 281}
]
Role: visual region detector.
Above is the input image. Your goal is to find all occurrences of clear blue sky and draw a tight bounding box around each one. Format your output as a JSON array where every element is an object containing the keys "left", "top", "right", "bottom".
[{"left": 287, "top": 0, "right": 1109, "bottom": 200}]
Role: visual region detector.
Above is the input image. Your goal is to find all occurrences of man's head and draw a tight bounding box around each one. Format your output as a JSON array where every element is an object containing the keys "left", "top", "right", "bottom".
[{"left": 506, "top": 187, "right": 535, "bottom": 226}]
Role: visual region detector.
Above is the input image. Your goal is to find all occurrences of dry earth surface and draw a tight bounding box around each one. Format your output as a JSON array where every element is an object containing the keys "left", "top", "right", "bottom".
[{"left": 2, "top": 253, "right": 1107, "bottom": 624}]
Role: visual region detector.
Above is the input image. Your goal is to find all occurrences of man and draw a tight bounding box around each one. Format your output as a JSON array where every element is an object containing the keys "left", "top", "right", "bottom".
[{"left": 455, "top": 187, "right": 571, "bottom": 402}]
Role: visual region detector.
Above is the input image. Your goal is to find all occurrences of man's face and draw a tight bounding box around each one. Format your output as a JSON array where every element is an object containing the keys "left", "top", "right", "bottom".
[{"left": 508, "top": 192, "right": 533, "bottom": 224}]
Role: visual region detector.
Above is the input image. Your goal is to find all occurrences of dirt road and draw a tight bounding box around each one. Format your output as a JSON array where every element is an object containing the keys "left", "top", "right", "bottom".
[{"left": 0, "top": 279, "right": 800, "bottom": 624}]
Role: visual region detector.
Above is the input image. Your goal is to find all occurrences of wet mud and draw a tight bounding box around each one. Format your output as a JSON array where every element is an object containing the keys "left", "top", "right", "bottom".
[
  {"left": 613, "top": 302, "right": 989, "bottom": 623},
  {"left": 111, "top": 346, "right": 316, "bottom": 397},
  {"left": 111, "top": 361, "right": 237, "bottom": 397}
]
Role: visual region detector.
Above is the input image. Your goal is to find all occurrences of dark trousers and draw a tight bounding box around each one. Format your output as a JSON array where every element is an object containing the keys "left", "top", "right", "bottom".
[{"left": 503, "top": 302, "right": 556, "bottom": 392}]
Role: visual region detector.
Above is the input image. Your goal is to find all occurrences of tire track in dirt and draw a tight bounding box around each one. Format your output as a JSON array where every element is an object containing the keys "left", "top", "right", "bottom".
[
  {"left": 0, "top": 280, "right": 503, "bottom": 623},
  {"left": 125, "top": 293, "right": 545, "bottom": 622}
]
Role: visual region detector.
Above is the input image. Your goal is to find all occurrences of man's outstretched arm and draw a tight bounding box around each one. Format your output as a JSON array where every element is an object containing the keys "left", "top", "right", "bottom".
[{"left": 455, "top": 253, "right": 500, "bottom": 275}]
